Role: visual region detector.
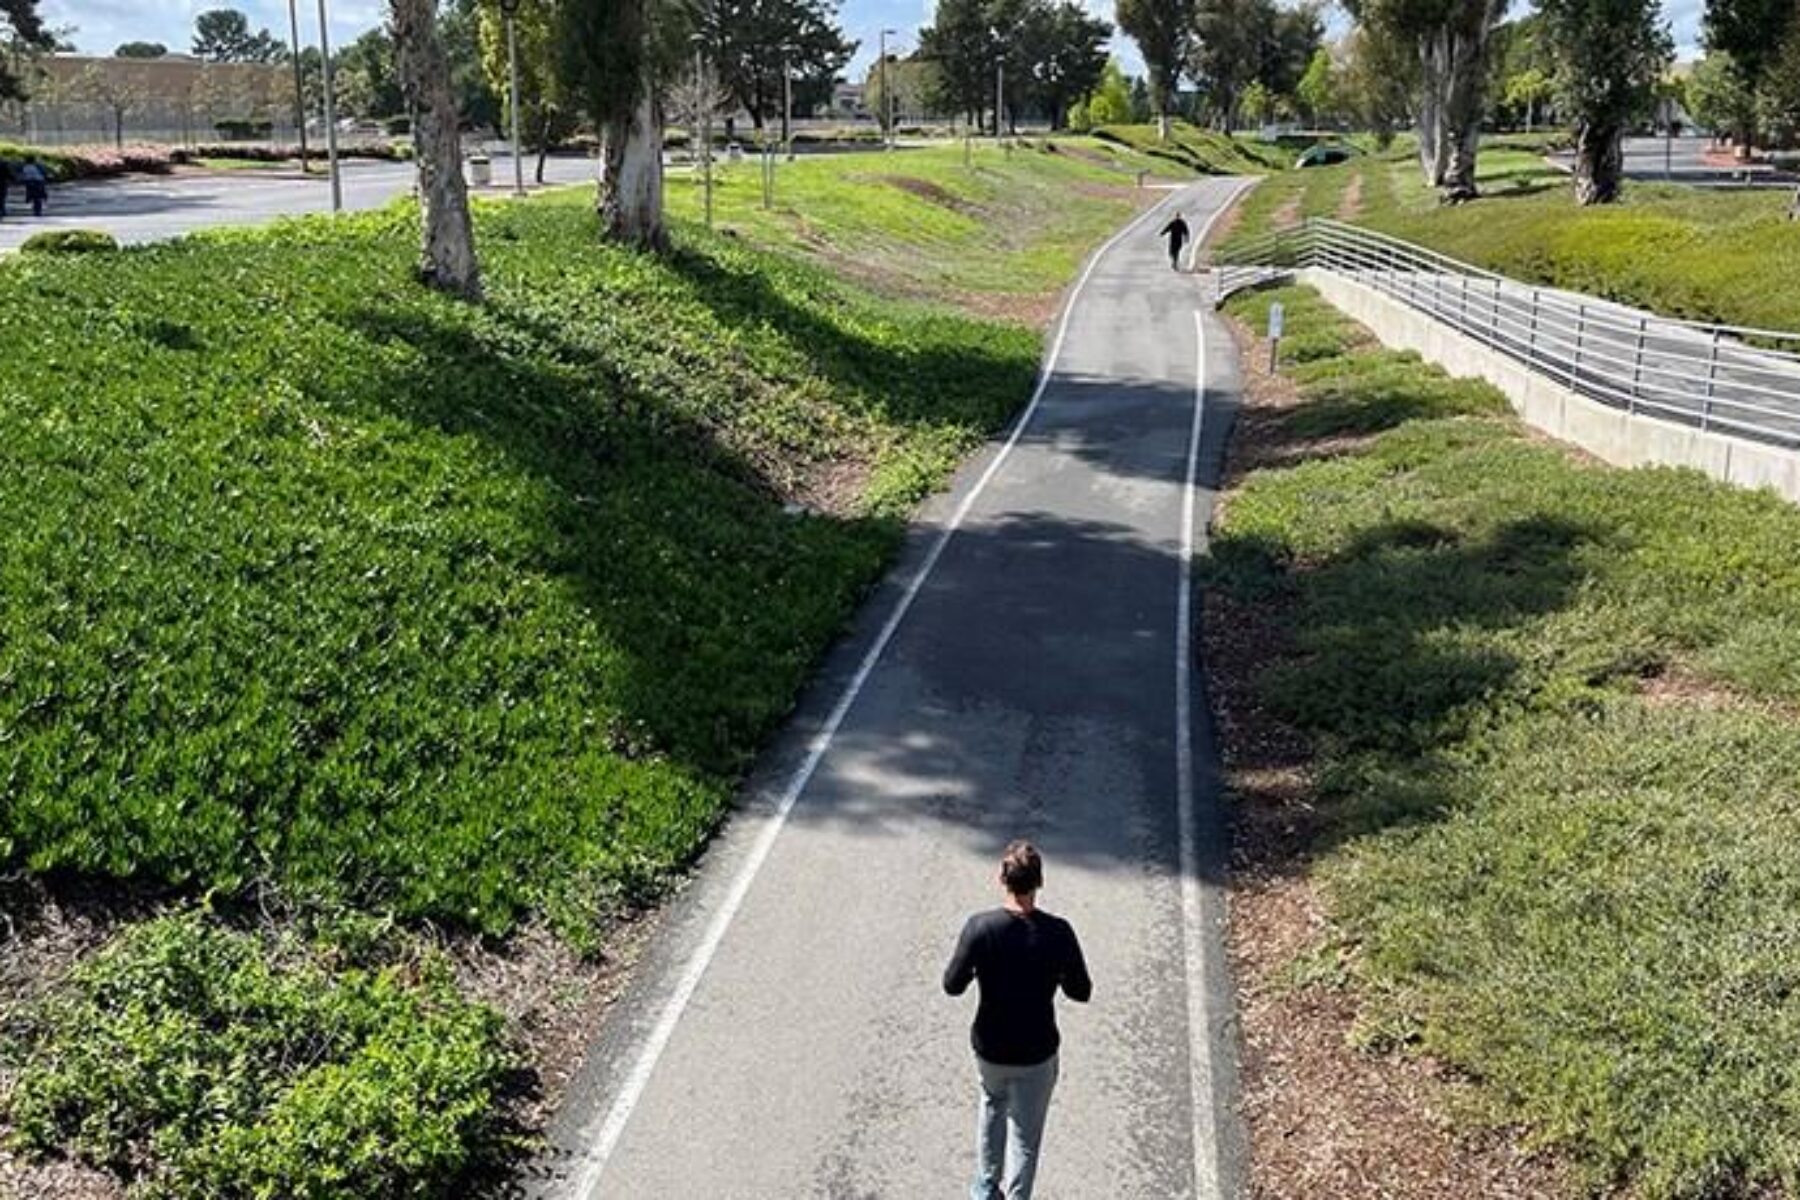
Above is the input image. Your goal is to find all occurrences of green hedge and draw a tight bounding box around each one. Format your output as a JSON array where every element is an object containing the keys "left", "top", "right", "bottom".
[
  {"left": 6, "top": 912, "right": 512, "bottom": 1199},
  {"left": 18, "top": 229, "right": 119, "bottom": 255}
]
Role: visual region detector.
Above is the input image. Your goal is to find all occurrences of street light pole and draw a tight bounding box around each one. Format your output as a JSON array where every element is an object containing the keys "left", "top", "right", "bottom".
[
  {"left": 878, "top": 29, "right": 895, "bottom": 151},
  {"left": 316, "top": 0, "right": 342, "bottom": 212},
  {"left": 783, "top": 53, "right": 794, "bottom": 161},
  {"left": 995, "top": 61, "right": 1004, "bottom": 145},
  {"left": 286, "top": 0, "right": 310, "bottom": 173},
  {"left": 502, "top": 0, "right": 525, "bottom": 195},
  {"left": 695, "top": 45, "right": 713, "bottom": 228}
]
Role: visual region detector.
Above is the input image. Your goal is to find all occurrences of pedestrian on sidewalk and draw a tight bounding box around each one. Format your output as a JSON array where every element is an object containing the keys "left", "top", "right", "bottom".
[
  {"left": 1160, "top": 210, "right": 1191, "bottom": 271},
  {"left": 20, "top": 158, "right": 49, "bottom": 218},
  {"left": 944, "top": 840, "right": 1091, "bottom": 1200}
]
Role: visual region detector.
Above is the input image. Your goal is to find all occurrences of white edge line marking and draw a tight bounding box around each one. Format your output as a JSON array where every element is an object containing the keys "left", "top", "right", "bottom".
[
  {"left": 568, "top": 179, "right": 1206, "bottom": 1200},
  {"left": 1180, "top": 179, "right": 1254, "bottom": 1200}
]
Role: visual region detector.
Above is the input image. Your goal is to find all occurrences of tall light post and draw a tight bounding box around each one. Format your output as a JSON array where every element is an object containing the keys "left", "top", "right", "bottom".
[
  {"left": 878, "top": 28, "right": 896, "bottom": 150},
  {"left": 501, "top": 0, "right": 526, "bottom": 196},
  {"left": 316, "top": 0, "right": 342, "bottom": 211},
  {"left": 286, "top": 0, "right": 310, "bottom": 173},
  {"left": 692, "top": 38, "right": 714, "bottom": 229},
  {"left": 995, "top": 61, "right": 1004, "bottom": 144},
  {"left": 782, "top": 50, "right": 795, "bottom": 161},
  {"left": 989, "top": 24, "right": 1004, "bottom": 145}
]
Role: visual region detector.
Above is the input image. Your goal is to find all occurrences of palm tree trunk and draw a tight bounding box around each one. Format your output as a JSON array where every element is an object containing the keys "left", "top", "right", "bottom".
[{"left": 390, "top": 0, "right": 481, "bottom": 299}]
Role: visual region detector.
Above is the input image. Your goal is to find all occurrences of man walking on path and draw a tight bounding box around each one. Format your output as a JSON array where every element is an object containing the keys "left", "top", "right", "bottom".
[
  {"left": 1160, "top": 210, "right": 1191, "bottom": 271},
  {"left": 944, "top": 841, "right": 1092, "bottom": 1200},
  {"left": 20, "top": 158, "right": 48, "bottom": 218}
]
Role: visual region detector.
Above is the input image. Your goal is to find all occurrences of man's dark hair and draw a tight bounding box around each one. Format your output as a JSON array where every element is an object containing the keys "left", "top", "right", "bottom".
[{"left": 1000, "top": 841, "right": 1043, "bottom": 895}]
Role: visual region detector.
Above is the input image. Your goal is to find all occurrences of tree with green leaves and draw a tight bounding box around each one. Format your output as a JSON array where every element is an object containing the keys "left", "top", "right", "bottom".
[
  {"left": 115, "top": 41, "right": 169, "bottom": 59},
  {"left": 1536, "top": 0, "right": 1669, "bottom": 203},
  {"left": 1349, "top": 0, "right": 1509, "bottom": 199},
  {"left": 1020, "top": 1, "right": 1110, "bottom": 128},
  {"left": 918, "top": 0, "right": 994, "bottom": 126},
  {"left": 1295, "top": 45, "right": 1337, "bottom": 124},
  {"left": 336, "top": 28, "right": 405, "bottom": 120},
  {"left": 1687, "top": 51, "right": 1753, "bottom": 144},
  {"left": 695, "top": 0, "right": 854, "bottom": 134},
  {"left": 193, "top": 8, "right": 286, "bottom": 64},
  {"left": 1500, "top": 66, "right": 1551, "bottom": 129},
  {"left": 1117, "top": 0, "right": 1194, "bottom": 138},
  {"left": 1189, "top": 0, "right": 1321, "bottom": 129},
  {"left": 1757, "top": 29, "right": 1800, "bottom": 147},
  {"left": 559, "top": 0, "right": 668, "bottom": 246},
  {"left": 478, "top": 0, "right": 578, "bottom": 183},
  {"left": 2, "top": 0, "right": 51, "bottom": 102},
  {"left": 1704, "top": 0, "right": 1796, "bottom": 150},
  {"left": 390, "top": 0, "right": 482, "bottom": 298},
  {"left": 1340, "top": 23, "right": 1414, "bottom": 144},
  {"left": 1088, "top": 58, "right": 1134, "bottom": 124}
]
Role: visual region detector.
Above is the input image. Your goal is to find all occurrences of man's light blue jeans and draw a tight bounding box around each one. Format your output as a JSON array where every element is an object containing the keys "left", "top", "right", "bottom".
[{"left": 970, "top": 1053, "right": 1059, "bottom": 1200}]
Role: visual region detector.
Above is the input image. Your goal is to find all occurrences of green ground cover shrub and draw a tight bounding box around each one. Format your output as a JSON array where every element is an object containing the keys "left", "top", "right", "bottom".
[
  {"left": 0, "top": 193, "right": 1037, "bottom": 939},
  {"left": 4, "top": 911, "right": 511, "bottom": 1198},
  {"left": 18, "top": 229, "right": 118, "bottom": 254},
  {"left": 1213, "top": 284, "right": 1800, "bottom": 1196}
]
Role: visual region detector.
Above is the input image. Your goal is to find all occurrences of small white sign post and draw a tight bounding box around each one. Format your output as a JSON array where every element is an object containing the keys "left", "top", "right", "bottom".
[{"left": 1267, "top": 300, "right": 1285, "bottom": 371}]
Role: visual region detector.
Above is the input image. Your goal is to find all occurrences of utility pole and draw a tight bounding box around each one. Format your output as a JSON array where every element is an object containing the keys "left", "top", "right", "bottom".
[
  {"left": 696, "top": 46, "right": 713, "bottom": 229},
  {"left": 783, "top": 52, "right": 794, "bottom": 161},
  {"left": 502, "top": 0, "right": 525, "bottom": 195},
  {"left": 879, "top": 29, "right": 896, "bottom": 151},
  {"left": 286, "top": 0, "right": 310, "bottom": 173},
  {"left": 995, "top": 62, "right": 1004, "bottom": 145},
  {"left": 316, "top": 0, "right": 342, "bottom": 212}
]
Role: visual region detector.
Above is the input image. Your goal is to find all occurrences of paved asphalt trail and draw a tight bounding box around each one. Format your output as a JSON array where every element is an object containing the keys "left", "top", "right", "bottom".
[
  {"left": 528, "top": 177, "right": 1252, "bottom": 1200},
  {"left": 0, "top": 153, "right": 597, "bottom": 251}
]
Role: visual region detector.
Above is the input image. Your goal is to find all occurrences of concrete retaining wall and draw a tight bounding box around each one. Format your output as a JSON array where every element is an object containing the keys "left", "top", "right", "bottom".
[{"left": 1296, "top": 267, "right": 1800, "bottom": 505}]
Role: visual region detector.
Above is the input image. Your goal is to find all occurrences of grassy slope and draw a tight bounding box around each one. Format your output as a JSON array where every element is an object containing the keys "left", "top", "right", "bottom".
[
  {"left": 1214, "top": 284, "right": 1800, "bottom": 1197},
  {"left": 664, "top": 138, "right": 1177, "bottom": 297},
  {"left": 1222, "top": 140, "right": 1800, "bottom": 332},
  {"left": 0, "top": 149, "right": 1155, "bottom": 1193}
]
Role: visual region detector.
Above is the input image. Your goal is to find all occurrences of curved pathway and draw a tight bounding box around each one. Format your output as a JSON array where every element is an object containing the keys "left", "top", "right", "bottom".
[{"left": 530, "top": 177, "right": 1253, "bottom": 1200}]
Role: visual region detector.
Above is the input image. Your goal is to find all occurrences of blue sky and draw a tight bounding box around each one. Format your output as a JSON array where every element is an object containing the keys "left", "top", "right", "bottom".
[{"left": 44, "top": 0, "right": 1707, "bottom": 73}]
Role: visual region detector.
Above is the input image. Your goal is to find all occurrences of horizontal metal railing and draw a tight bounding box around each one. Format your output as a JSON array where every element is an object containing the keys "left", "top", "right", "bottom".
[{"left": 1210, "top": 218, "right": 1800, "bottom": 450}]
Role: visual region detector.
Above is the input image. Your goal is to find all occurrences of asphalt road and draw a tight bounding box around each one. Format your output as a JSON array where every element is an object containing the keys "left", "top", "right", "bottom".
[
  {"left": 1549, "top": 136, "right": 1797, "bottom": 186},
  {"left": 0, "top": 152, "right": 597, "bottom": 251},
  {"left": 525, "top": 177, "right": 1253, "bottom": 1199}
]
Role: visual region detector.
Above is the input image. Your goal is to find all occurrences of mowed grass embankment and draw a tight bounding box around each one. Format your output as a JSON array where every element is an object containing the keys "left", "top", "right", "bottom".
[
  {"left": 1221, "top": 140, "right": 1800, "bottom": 332},
  {"left": 1210, "top": 283, "right": 1800, "bottom": 1197},
  {"left": 0, "top": 149, "right": 1147, "bottom": 1196},
  {"left": 663, "top": 137, "right": 1178, "bottom": 302}
]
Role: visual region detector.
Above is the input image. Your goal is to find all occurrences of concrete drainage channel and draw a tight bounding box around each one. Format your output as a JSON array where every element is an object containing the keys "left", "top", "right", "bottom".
[{"left": 1212, "top": 218, "right": 1800, "bottom": 506}]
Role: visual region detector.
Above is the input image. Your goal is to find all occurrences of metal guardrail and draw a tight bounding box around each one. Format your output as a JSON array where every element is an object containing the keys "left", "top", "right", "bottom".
[{"left": 1210, "top": 218, "right": 1800, "bottom": 450}]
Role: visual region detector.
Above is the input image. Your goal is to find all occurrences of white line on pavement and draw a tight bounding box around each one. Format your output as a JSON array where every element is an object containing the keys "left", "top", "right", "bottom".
[
  {"left": 566, "top": 182, "right": 1201, "bottom": 1200},
  {"left": 1179, "top": 307, "right": 1217, "bottom": 1199},
  {"left": 1179, "top": 178, "right": 1254, "bottom": 1199}
]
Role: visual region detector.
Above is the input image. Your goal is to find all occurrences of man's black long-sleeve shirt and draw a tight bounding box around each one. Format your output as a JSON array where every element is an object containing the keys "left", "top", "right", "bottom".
[{"left": 943, "top": 907, "right": 1091, "bottom": 1066}]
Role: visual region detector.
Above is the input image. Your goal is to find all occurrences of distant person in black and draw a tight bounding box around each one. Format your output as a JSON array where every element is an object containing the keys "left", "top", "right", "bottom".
[
  {"left": 944, "top": 840, "right": 1091, "bottom": 1200},
  {"left": 1160, "top": 210, "right": 1191, "bottom": 271}
]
